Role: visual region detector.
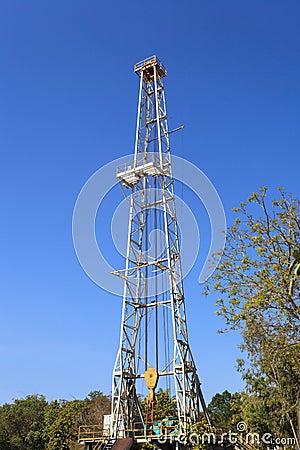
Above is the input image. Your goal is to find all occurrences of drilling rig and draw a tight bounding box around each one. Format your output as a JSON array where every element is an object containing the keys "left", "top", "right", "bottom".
[{"left": 79, "top": 55, "right": 211, "bottom": 450}]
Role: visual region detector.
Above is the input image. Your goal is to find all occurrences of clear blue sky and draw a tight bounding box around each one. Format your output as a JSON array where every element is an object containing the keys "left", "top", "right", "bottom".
[{"left": 1, "top": 1, "right": 299, "bottom": 405}]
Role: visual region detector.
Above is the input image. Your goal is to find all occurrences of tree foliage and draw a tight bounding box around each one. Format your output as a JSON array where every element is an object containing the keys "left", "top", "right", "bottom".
[
  {"left": 207, "top": 390, "right": 243, "bottom": 429},
  {"left": 190, "top": 417, "right": 212, "bottom": 450},
  {"left": 204, "top": 187, "right": 300, "bottom": 445},
  {"left": 0, "top": 395, "right": 48, "bottom": 450},
  {"left": 0, "top": 392, "right": 111, "bottom": 450},
  {"left": 47, "top": 400, "right": 88, "bottom": 450},
  {"left": 141, "top": 388, "right": 177, "bottom": 420}
]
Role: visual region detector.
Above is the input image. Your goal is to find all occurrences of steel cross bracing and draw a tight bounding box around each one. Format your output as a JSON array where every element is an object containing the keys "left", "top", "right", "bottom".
[{"left": 111, "top": 55, "right": 210, "bottom": 440}]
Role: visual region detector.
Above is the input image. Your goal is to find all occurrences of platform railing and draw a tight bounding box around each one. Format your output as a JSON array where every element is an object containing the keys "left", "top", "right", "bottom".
[
  {"left": 134, "top": 55, "right": 166, "bottom": 76},
  {"left": 134, "top": 55, "right": 167, "bottom": 76},
  {"left": 116, "top": 153, "right": 170, "bottom": 177},
  {"left": 78, "top": 424, "right": 109, "bottom": 441},
  {"left": 79, "top": 418, "right": 186, "bottom": 441},
  {"left": 134, "top": 55, "right": 157, "bottom": 71},
  {"left": 125, "top": 419, "right": 180, "bottom": 439}
]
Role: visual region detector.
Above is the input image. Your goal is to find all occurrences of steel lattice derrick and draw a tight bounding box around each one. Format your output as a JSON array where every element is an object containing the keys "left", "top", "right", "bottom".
[{"left": 111, "top": 56, "right": 210, "bottom": 441}]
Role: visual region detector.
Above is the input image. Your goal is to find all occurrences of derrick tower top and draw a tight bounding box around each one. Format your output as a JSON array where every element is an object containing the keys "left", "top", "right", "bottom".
[{"left": 134, "top": 55, "right": 167, "bottom": 78}]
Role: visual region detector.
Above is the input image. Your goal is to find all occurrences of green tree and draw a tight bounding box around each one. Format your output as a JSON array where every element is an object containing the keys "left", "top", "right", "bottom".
[
  {"left": 47, "top": 400, "right": 89, "bottom": 450},
  {"left": 205, "top": 187, "right": 300, "bottom": 445},
  {"left": 0, "top": 392, "right": 111, "bottom": 450},
  {"left": 0, "top": 394, "right": 48, "bottom": 450},
  {"left": 154, "top": 389, "right": 177, "bottom": 418},
  {"left": 141, "top": 389, "right": 177, "bottom": 420},
  {"left": 207, "top": 390, "right": 243, "bottom": 429},
  {"left": 190, "top": 417, "right": 211, "bottom": 450},
  {"left": 85, "top": 391, "right": 111, "bottom": 424},
  {"left": 43, "top": 400, "right": 64, "bottom": 446}
]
